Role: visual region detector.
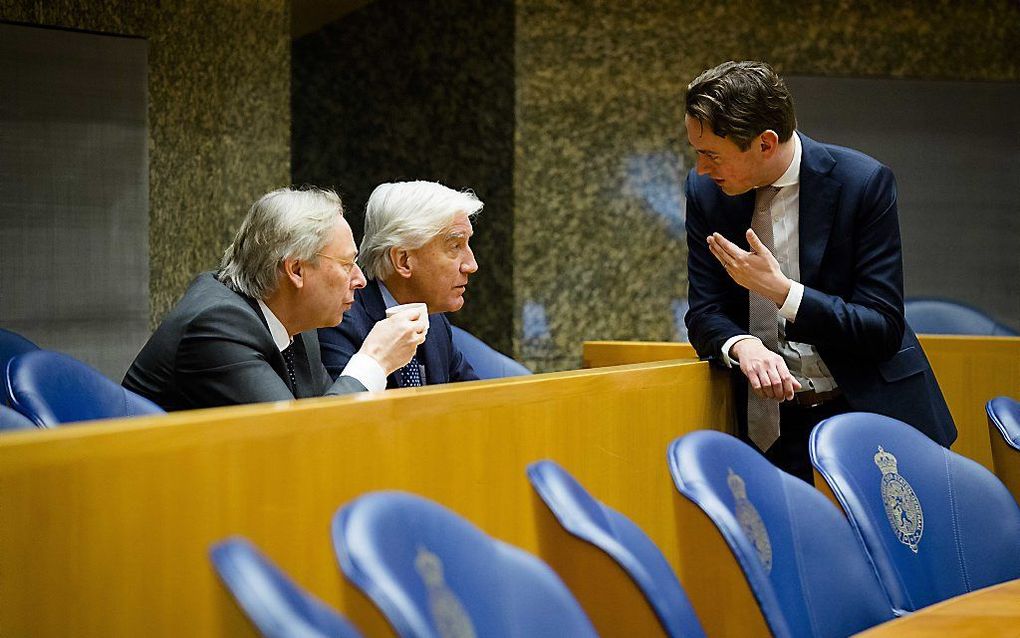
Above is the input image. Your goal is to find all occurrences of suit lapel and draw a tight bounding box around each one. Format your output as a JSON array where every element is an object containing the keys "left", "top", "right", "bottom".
[
  {"left": 291, "top": 333, "right": 318, "bottom": 398},
  {"left": 797, "top": 134, "right": 841, "bottom": 287},
  {"left": 419, "top": 317, "right": 444, "bottom": 385},
  {"left": 239, "top": 291, "right": 292, "bottom": 387}
]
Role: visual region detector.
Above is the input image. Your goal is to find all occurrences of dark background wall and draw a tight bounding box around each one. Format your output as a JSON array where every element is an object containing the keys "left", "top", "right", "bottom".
[
  {"left": 0, "top": 0, "right": 291, "bottom": 328},
  {"left": 292, "top": 0, "right": 516, "bottom": 354}
]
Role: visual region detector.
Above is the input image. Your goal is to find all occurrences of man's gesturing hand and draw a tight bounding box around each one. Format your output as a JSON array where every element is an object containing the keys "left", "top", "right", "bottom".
[
  {"left": 731, "top": 338, "right": 801, "bottom": 401},
  {"left": 708, "top": 230, "right": 791, "bottom": 306},
  {"left": 359, "top": 310, "right": 427, "bottom": 375}
]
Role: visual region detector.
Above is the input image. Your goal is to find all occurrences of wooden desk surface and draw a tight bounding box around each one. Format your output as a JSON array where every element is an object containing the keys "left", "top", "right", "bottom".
[{"left": 856, "top": 578, "right": 1020, "bottom": 637}]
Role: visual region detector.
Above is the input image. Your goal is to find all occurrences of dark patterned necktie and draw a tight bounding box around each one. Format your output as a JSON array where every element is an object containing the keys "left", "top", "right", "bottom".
[
  {"left": 397, "top": 355, "right": 424, "bottom": 387},
  {"left": 747, "top": 186, "right": 782, "bottom": 451},
  {"left": 282, "top": 342, "right": 298, "bottom": 394}
]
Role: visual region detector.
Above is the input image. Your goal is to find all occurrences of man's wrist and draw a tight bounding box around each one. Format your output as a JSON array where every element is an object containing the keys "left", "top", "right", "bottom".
[{"left": 722, "top": 335, "right": 760, "bottom": 367}]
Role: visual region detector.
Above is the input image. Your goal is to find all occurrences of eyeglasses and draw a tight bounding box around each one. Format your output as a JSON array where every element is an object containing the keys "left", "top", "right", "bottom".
[{"left": 315, "top": 252, "right": 358, "bottom": 274}]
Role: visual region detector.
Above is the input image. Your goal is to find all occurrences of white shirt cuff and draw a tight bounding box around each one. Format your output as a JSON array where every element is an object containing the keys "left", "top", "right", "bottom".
[
  {"left": 721, "top": 335, "right": 761, "bottom": 368},
  {"left": 779, "top": 281, "right": 804, "bottom": 322},
  {"left": 340, "top": 353, "right": 387, "bottom": 392}
]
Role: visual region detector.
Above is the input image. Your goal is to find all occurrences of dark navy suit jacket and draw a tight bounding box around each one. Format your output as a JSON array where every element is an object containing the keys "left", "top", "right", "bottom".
[
  {"left": 318, "top": 279, "right": 478, "bottom": 388},
  {"left": 123, "top": 272, "right": 365, "bottom": 411},
  {"left": 684, "top": 133, "right": 956, "bottom": 447}
]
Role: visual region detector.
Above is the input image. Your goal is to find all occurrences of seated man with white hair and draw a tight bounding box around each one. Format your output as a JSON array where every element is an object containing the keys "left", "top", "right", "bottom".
[
  {"left": 318, "top": 180, "right": 481, "bottom": 388},
  {"left": 124, "top": 187, "right": 425, "bottom": 411}
]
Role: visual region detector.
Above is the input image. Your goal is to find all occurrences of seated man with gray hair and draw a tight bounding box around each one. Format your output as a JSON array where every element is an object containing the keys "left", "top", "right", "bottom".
[
  {"left": 319, "top": 180, "right": 482, "bottom": 387},
  {"left": 124, "top": 187, "right": 425, "bottom": 410}
]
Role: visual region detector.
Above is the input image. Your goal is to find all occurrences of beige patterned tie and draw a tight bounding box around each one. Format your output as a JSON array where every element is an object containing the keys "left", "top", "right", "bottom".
[{"left": 747, "top": 186, "right": 782, "bottom": 451}]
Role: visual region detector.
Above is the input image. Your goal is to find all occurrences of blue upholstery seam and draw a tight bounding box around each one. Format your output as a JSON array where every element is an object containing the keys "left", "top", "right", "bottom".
[
  {"left": 780, "top": 477, "right": 821, "bottom": 638},
  {"left": 943, "top": 450, "right": 970, "bottom": 591}
]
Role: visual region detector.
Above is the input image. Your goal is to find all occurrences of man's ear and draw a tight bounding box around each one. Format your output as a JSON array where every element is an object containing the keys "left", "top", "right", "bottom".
[
  {"left": 281, "top": 257, "right": 305, "bottom": 289},
  {"left": 390, "top": 246, "right": 413, "bottom": 279},
  {"left": 759, "top": 129, "right": 780, "bottom": 156}
]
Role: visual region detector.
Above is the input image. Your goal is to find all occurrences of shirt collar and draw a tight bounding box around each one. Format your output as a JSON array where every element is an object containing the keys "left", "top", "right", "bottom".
[
  {"left": 377, "top": 281, "right": 400, "bottom": 309},
  {"left": 256, "top": 299, "right": 292, "bottom": 352},
  {"left": 770, "top": 131, "right": 802, "bottom": 188}
]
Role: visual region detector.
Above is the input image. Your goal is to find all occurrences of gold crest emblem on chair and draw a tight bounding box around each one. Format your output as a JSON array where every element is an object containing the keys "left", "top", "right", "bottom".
[
  {"left": 874, "top": 446, "right": 924, "bottom": 553},
  {"left": 728, "top": 468, "right": 773, "bottom": 572}
]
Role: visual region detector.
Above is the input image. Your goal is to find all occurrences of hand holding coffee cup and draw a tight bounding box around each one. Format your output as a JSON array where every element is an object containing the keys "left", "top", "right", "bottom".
[
  {"left": 361, "top": 303, "right": 429, "bottom": 374},
  {"left": 385, "top": 302, "right": 429, "bottom": 340}
]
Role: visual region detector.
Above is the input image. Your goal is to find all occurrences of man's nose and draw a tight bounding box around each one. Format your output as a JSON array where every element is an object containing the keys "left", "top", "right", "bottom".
[
  {"left": 461, "top": 248, "right": 478, "bottom": 274},
  {"left": 350, "top": 264, "right": 367, "bottom": 289},
  {"left": 695, "top": 156, "right": 711, "bottom": 175}
]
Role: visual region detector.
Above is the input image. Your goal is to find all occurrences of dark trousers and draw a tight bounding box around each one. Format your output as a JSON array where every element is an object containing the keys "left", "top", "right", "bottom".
[{"left": 763, "top": 396, "right": 852, "bottom": 484}]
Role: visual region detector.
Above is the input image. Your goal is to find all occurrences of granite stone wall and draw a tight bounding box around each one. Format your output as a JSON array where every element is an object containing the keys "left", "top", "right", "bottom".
[
  {"left": 513, "top": 0, "right": 1020, "bottom": 371},
  {"left": 292, "top": 0, "right": 516, "bottom": 354},
  {"left": 294, "top": 0, "right": 1017, "bottom": 372},
  {"left": 0, "top": 0, "right": 291, "bottom": 325}
]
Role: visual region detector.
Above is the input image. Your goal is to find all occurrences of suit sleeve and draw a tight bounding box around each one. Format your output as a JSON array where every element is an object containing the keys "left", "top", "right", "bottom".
[
  {"left": 443, "top": 317, "right": 478, "bottom": 382},
  {"left": 317, "top": 316, "right": 366, "bottom": 381},
  {"left": 684, "top": 172, "right": 749, "bottom": 362},
  {"left": 176, "top": 303, "right": 298, "bottom": 406},
  {"left": 785, "top": 164, "right": 906, "bottom": 361}
]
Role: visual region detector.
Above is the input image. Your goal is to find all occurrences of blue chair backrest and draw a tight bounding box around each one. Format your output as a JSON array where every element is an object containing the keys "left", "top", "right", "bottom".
[
  {"left": 668, "top": 430, "right": 894, "bottom": 638},
  {"left": 987, "top": 396, "right": 1020, "bottom": 451},
  {"left": 526, "top": 460, "right": 706, "bottom": 638},
  {"left": 4, "top": 350, "right": 164, "bottom": 427},
  {"left": 0, "top": 328, "right": 39, "bottom": 365},
  {"left": 450, "top": 326, "right": 531, "bottom": 379},
  {"left": 810, "top": 412, "right": 1020, "bottom": 614},
  {"left": 0, "top": 404, "right": 36, "bottom": 431},
  {"left": 0, "top": 328, "right": 40, "bottom": 406},
  {"left": 332, "top": 490, "right": 597, "bottom": 638},
  {"left": 904, "top": 298, "right": 1018, "bottom": 336},
  {"left": 210, "top": 537, "right": 362, "bottom": 638}
]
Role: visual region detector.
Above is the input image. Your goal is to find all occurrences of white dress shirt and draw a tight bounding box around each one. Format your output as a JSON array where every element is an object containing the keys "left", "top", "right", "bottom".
[
  {"left": 720, "top": 132, "right": 838, "bottom": 393},
  {"left": 257, "top": 299, "right": 386, "bottom": 392}
]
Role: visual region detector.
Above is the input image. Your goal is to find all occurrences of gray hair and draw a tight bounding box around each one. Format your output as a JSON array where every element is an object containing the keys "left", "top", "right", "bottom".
[
  {"left": 359, "top": 181, "right": 483, "bottom": 280},
  {"left": 218, "top": 187, "right": 345, "bottom": 299}
]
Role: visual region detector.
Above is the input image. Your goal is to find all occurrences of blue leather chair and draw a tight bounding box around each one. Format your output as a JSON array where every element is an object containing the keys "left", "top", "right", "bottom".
[
  {"left": 451, "top": 325, "right": 531, "bottom": 379},
  {"left": 3, "top": 350, "right": 164, "bottom": 427},
  {"left": 527, "top": 460, "right": 706, "bottom": 638},
  {"left": 0, "top": 328, "right": 39, "bottom": 406},
  {"left": 987, "top": 396, "right": 1020, "bottom": 453},
  {"left": 0, "top": 404, "right": 35, "bottom": 432},
  {"left": 332, "top": 490, "right": 597, "bottom": 638},
  {"left": 810, "top": 412, "right": 1020, "bottom": 614},
  {"left": 987, "top": 396, "right": 1020, "bottom": 507},
  {"left": 0, "top": 328, "right": 39, "bottom": 365},
  {"left": 210, "top": 537, "right": 362, "bottom": 638},
  {"left": 904, "top": 298, "right": 1018, "bottom": 336},
  {"left": 668, "top": 430, "right": 894, "bottom": 638}
]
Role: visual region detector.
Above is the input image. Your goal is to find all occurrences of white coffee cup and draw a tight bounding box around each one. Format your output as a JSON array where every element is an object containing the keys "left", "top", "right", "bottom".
[{"left": 386, "top": 302, "right": 429, "bottom": 336}]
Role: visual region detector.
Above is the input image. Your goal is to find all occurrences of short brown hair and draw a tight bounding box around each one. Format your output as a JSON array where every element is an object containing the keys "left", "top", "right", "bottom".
[{"left": 685, "top": 61, "right": 797, "bottom": 151}]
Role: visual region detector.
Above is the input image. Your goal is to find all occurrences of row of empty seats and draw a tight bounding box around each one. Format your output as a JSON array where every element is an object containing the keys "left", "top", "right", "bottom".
[{"left": 211, "top": 411, "right": 1020, "bottom": 638}]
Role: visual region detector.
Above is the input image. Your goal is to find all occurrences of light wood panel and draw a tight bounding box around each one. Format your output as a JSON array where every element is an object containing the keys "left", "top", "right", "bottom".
[
  {"left": 918, "top": 336, "right": 1020, "bottom": 472},
  {"left": 583, "top": 340, "right": 698, "bottom": 368},
  {"left": 583, "top": 337, "right": 1020, "bottom": 474},
  {"left": 0, "top": 359, "right": 762, "bottom": 637},
  {"left": 856, "top": 578, "right": 1020, "bottom": 637}
]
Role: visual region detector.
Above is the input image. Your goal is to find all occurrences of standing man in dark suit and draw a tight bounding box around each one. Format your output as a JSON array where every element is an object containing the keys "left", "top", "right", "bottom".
[
  {"left": 683, "top": 61, "right": 955, "bottom": 482},
  {"left": 123, "top": 187, "right": 425, "bottom": 411},
  {"left": 319, "top": 181, "right": 481, "bottom": 388}
]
